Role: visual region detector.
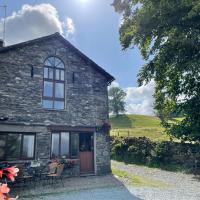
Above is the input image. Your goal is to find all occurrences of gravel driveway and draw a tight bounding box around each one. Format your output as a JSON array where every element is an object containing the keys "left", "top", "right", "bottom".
[{"left": 112, "top": 160, "right": 200, "bottom": 200}]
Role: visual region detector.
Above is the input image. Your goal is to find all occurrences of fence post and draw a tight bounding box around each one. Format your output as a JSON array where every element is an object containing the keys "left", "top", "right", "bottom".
[
  {"left": 128, "top": 131, "right": 130, "bottom": 137},
  {"left": 118, "top": 132, "right": 119, "bottom": 137}
]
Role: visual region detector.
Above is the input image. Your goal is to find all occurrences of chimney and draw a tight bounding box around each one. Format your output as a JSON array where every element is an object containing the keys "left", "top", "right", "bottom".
[{"left": 0, "top": 39, "right": 4, "bottom": 48}]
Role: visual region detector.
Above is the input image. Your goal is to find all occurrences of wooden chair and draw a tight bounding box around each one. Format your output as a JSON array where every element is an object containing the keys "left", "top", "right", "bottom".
[
  {"left": 48, "top": 162, "right": 59, "bottom": 174},
  {"left": 41, "top": 162, "right": 59, "bottom": 186},
  {"left": 47, "top": 164, "right": 65, "bottom": 186}
]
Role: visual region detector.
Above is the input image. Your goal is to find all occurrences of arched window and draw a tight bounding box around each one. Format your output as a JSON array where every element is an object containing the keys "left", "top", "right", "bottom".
[{"left": 42, "top": 56, "right": 65, "bottom": 110}]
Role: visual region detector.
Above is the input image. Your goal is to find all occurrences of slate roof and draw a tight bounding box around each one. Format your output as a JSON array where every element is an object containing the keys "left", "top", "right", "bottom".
[{"left": 0, "top": 32, "right": 115, "bottom": 84}]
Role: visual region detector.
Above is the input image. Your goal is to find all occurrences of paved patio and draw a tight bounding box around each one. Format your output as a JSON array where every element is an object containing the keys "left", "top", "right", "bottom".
[
  {"left": 28, "top": 186, "right": 140, "bottom": 200},
  {"left": 17, "top": 175, "right": 140, "bottom": 200}
]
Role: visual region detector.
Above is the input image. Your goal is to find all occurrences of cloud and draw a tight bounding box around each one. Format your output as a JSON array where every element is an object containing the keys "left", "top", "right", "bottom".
[
  {"left": 0, "top": 4, "right": 75, "bottom": 45},
  {"left": 109, "top": 81, "right": 120, "bottom": 89},
  {"left": 108, "top": 80, "right": 155, "bottom": 116},
  {"left": 125, "top": 80, "right": 155, "bottom": 116},
  {"left": 65, "top": 17, "right": 75, "bottom": 36}
]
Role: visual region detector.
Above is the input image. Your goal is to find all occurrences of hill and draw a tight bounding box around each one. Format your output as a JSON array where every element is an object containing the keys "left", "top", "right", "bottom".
[{"left": 110, "top": 114, "right": 170, "bottom": 141}]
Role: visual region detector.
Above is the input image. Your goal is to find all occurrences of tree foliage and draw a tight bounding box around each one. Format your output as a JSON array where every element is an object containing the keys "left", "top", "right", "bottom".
[
  {"left": 109, "top": 87, "right": 126, "bottom": 116},
  {"left": 112, "top": 0, "right": 200, "bottom": 141}
]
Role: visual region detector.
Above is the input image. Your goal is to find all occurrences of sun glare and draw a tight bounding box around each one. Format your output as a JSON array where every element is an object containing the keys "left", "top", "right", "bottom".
[{"left": 79, "top": 0, "right": 89, "bottom": 3}]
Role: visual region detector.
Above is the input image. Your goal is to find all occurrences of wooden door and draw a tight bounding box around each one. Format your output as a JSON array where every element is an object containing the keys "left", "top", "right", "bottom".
[
  {"left": 79, "top": 133, "right": 94, "bottom": 174},
  {"left": 80, "top": 152, "right": 94, "bottom": 173}
]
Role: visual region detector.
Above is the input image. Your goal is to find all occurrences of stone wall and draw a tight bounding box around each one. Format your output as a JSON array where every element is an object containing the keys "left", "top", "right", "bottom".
[
  {"left": 96, "top": 130, "right": 111, "bottom": 175},
  {"left": 0, "top": 36, "right": 112, "bottom": 175},
  {"left": 0, "top": 37, "right": 109, "bottom": 126},
  {"left": 111, "top": 136, "right": 200, "bottom": 173}
]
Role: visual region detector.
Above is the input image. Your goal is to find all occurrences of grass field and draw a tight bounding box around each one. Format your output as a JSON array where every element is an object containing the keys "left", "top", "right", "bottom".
[
  {"left": 110, "top": 114, "right": 170, "bottom": 141},
  {"left": 112, "top": 167, "right": 167, "bottom": 188}
]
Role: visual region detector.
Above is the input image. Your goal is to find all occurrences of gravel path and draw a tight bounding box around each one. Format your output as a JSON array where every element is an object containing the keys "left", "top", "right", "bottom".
[{"left": 112, "top": 160, "right": 200, "bottom": 200}]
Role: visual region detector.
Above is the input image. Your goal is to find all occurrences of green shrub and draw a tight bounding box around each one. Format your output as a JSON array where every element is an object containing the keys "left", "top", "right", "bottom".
[
  {"left": 111, "top": 136, "right": 200, "bottom": 173},
  {"left": 153, "top": 142, "right": 174, "bottom": 164},
  {"left": 111, "top": 136, "right": 155, "bottom": 164}
]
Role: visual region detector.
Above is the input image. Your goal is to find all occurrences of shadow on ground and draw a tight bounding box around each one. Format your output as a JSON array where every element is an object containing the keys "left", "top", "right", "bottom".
[
  {"left": 12, "top": 175, "right": 143, "bottom": 200},
  {"left": 192, "top": 174, "right": 200, "bottom": 182}
]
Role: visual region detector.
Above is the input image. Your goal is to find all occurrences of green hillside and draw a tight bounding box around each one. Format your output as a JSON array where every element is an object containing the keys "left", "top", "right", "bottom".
[{"left": 110, "top": 114, "right": 170, "bottom": 141}]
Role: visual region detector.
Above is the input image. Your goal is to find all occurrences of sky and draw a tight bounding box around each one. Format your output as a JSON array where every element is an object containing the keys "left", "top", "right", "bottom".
[{"left": 0, "top": 0, "right": 155, "bottom": 115}]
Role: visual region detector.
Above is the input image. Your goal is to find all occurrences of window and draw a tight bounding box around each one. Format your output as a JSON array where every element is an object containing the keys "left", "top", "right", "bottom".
[
  {"left": 71, "top": 133, "right": 79, "bottom": 158},
  {"left": 22, "top": 135, "right": 35, "bottom": 158},
  {"left": 51, "top": 132, "right": 79, "bottom": 159},
  {"left": 51, "top": 132, "right": 69, "bottom": 159},
  {"left": 43, "top": 56, "right": 65, "bottom": 110},
  {"left": 0, "top": 133, "right": 35, "bottom": 160}
]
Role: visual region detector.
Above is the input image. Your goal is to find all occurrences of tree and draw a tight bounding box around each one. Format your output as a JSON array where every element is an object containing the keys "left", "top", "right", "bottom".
[
  {"left": 108, "top": 87, "right": 126, "bottom": 116},
  {"left": 112, "top": 0, "right": 200, "bottom": 141}
]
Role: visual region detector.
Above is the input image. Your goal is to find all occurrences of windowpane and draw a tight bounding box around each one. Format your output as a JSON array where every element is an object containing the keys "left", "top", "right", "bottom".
[
  {"left": 55, "top": 58, "right": 64, "bottom": 68},
  {"left": 80, "top": 134, "right": 93, "bottom": 151},
  {"left": 55, "top": 58, "right": 61, "bottom": 67},
  {"left": 57, "top": 62, "right": 64, "bottom": 69},
  {"left": 49, "top": 68, "right": 53, "bottom": 79},
  {"left": 60, "top": 132, "right": 69, "bottom": 158},
  {"left": 0, "top": 135, "right": 6, "bottom": 159},
  {"left": 48, "top": 57, "right": 55, "bottom": 66},
  {"left": 54, "top": 101, "right": 64, "bottom": 110},
  {"left": 22, "top": 135, "right": 35, "bottom": 159},
  {"left": 44, "top": 67, "right": 48, "bottom": 78},
  {"left": 71, "top": 133, "right": 79, "bottom": 158},
  {"left": 60, "top": 70, "right": 64, "bottom": 81},
  {"left": 56, "top": 69, "right": 60, "bottom": 80},
  {"left": 44, "top": 81, "right": 53, "bottom": 97},
  {"left": 43, "top": 100, "right": 53, "bottom": 109},
  {"left": 6, "top": 134, "right": 21, "bottom": 159},
  {"left": 55, "top": 83, "right": 64, "bottom": 98},
  {"left": 51, "top": 133, "right": 59, "bottom": 158},
  {"left": 44, "top": 59, "right": 52, "bottom": 67}
]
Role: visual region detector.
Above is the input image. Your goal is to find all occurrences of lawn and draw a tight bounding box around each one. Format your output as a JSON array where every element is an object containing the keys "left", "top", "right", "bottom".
[
  {"left": 110, "top": 114, "right": 170, "bottom": 141},
  {"left": 112, "top": 167, "right": 167, "bottom": 188}
]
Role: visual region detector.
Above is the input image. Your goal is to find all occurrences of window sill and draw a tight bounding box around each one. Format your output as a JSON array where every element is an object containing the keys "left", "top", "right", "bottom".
[
  {"left": 0, "top": 159, "right": 35, "bottom": 164},
  {"left": 42, "top": 108, "right": 66, "bottom": 112}
]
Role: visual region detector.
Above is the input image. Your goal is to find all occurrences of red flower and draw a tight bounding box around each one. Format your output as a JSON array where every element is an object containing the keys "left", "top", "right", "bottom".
[
  {"left": 0, "top": 184, "right": 10, "bottom": 194},
  {"left": 0, "top": 183, "right": 10, "bottom": 200},
  {"left": 0, "top": 167, "right": 19, "bottom": 200},
  {"left": 3, "top": 167, "right": 19, "bottom": 182}
]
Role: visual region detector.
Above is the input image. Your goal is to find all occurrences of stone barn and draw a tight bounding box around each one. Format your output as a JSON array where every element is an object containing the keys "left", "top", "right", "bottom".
[{"left": 0, "top": 32, "right": 114, "bottom": 176}]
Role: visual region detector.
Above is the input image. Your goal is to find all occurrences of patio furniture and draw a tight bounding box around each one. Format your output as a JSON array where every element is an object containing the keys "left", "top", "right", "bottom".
[
  {"left": 29, "top": 165, "right": 45, "bottom": 186},
  {"left": 40, "top": 162, "right": 59, "bottom": 186},
  {"left": 15, "top": 164, "right": 33, "bottom": 189},
  {"left": 48, "top": 162, "right": 59, "bottom": 174},
  {"left": 47, "top": 164, "right": 65, "bottom": 186}
]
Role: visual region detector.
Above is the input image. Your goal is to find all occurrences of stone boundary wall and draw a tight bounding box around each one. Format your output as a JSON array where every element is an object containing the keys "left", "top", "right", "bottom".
[{"left": 111, "top": 136, "right": 200, "bottom": 173}]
